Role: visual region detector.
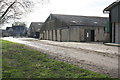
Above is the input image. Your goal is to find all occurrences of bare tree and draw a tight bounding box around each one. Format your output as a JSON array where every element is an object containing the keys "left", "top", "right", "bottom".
[
  {"left": 0, "top": 0, "right": 49, "bottom": 25},
  {"left": 0, "top": 0, "right": 34, "bottom": 24}
]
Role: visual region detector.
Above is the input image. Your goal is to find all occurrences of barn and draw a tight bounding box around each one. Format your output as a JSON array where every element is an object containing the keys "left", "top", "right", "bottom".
[
  {"left": 104, "top": 0, "right": 120, "bottom": 44},
  {"left": 28, "top": 22, "right": 43, "bottom": 38},
  {"left": 40, "top": 14, "right": 109, "bottom": 42}
]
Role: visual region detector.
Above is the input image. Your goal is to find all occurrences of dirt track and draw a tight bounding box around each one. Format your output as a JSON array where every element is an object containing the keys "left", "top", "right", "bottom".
[{"left": 1, "top": 37, "right": 119, "bottom": 78}]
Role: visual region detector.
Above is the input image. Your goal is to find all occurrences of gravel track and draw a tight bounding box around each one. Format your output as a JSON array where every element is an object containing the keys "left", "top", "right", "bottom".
[{"left": 1, "top": 37, "right": 119, "bottom": 78}]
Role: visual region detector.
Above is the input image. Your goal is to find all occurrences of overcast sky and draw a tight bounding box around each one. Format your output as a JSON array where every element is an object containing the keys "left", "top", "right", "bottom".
[{"left": 2, "top": 0, "right": 116, "bottom": 29}]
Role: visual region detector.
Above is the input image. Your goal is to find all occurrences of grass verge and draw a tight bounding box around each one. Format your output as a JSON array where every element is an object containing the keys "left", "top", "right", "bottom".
[{"left": 1, "top": 39, "right": 116, "bottom": 79}]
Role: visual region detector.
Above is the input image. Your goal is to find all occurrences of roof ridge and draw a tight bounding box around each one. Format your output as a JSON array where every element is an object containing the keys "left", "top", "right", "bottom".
[{"left": 51, "top": 14, "right": 108, "bottom": 18}]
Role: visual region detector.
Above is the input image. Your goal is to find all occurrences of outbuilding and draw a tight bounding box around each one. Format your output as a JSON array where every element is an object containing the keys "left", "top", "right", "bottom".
[
  {"left": 40, "top": 14, "right": 109, "bottom": 42},
  {"left": 6, "top": 27, "right": 14, "bottom": 36},
  {"left": 104, "top": 0, "right": 120, "bottom": 44},
  {"left": 1, "top": 29, "right": 9, "bottom": 37},
  {"left": 28, "top": 22, "right": 43, "bottom": 38}
]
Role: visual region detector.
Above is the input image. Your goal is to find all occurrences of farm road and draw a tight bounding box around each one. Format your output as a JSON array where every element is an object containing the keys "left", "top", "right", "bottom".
[{"left": 1, "top": 37, "right": 119, "bottom": 78}]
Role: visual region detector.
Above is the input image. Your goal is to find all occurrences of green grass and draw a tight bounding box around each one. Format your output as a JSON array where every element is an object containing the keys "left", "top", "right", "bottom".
[{"left": 1, "top": 39, "right": 114, "bottom": 78}]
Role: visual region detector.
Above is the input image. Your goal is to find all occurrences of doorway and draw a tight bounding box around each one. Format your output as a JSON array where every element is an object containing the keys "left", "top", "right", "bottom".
[
  {"left": 84, "top": 29, "right": 91, "bottom": 42},
  {"left": 91, "top": 30, "right": 95, "bottom": 41}
]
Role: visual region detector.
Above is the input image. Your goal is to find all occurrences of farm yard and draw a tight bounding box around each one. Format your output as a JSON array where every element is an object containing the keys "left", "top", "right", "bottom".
[{"left": 1, "top": 0, "right": 120, "bottom": 79}]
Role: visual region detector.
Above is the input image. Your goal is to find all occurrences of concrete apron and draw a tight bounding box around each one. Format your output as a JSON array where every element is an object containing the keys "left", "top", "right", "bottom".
[{"left": 104, "top": 43, "right": 120, "bottom": 47}]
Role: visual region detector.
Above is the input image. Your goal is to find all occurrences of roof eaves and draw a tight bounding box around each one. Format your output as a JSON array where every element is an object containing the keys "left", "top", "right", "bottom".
[{"left": 104, "top": 0, "right": 120, "bottom": 12}]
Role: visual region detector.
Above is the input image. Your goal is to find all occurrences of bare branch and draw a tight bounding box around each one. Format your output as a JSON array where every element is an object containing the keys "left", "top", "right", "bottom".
[
  {"left": 0, "top": 0, "right": 49, "bottom": 26},
  {"left": 16, "top": 2, "right": 27, "bottom": 11},
  {"left": 0, "top": 0, "right": 16, "bottom": 20}
]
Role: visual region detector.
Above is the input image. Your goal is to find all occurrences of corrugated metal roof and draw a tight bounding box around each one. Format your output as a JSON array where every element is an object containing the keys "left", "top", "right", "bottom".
[{"left": 52, "top": 14, "right": 108, "bottom": 27}]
